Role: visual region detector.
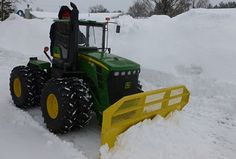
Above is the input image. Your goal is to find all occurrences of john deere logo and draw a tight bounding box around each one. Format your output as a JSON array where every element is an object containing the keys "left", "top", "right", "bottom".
[{"left": 125, "top": 82, "right": 132, "bottom": 89}]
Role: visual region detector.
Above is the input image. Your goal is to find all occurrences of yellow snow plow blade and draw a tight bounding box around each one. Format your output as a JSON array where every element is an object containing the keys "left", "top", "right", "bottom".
[{"left": 101, "top": 85, "right": 190, "bottom": 148}]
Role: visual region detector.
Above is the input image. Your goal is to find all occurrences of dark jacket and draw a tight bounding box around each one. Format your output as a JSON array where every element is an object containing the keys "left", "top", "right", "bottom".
[
  {"left": 49, "top": 23, "right": 56, "bottom": 56},
  {"left": 49, "top": 6, "right": 71, "bottom": 55}
]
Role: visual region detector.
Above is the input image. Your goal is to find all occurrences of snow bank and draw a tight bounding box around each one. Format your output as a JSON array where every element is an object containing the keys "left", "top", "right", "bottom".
[
  {"left": 100, "top": 99, "right": 236, "bottom": 159},
  {"left": 0, "top": 14, "right": 51, "bottom": 56},
  {"left": 100, "top": 9, "right": 236, "bottom": 159},
  {"left": 110, "top": 9, "right": 236, "bottom": 84},
  {"left": 100, "top": 112, "right": 216, "bottom": 159}
]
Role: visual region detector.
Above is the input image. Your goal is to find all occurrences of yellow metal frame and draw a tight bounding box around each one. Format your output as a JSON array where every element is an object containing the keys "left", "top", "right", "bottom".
[{"left": 101, "top": 85, "right": 190, "bottom": 148}]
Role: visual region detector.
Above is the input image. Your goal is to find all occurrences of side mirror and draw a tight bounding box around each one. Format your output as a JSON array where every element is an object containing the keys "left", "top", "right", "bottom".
[
  {"left": 116, "top": 25, "right": 121, "bottom": 33},
  {"left": 44, "top": 47, "right": 49, "bottom": 53},
  {"left": 43, "top": 46, "right": 52, "bottom": 62}
]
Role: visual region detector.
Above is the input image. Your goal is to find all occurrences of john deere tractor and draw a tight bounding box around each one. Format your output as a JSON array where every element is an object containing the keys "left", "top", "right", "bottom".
[{"left": 10, "top": 3, "right": 190, "bottom": 148}]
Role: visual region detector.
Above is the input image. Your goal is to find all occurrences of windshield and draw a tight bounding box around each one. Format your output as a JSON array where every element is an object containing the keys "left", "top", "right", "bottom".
[{"left": 79, "top": 25, "right": 104, "bottom": 49}]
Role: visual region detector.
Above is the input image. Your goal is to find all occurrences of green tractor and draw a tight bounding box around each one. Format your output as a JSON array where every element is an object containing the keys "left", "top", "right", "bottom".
[{"left": 9, "top": 3, "right": 190, "bottom": 148}]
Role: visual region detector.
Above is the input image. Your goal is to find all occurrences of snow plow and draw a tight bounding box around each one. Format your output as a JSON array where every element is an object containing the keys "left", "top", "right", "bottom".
[
  {"left": 101, "top": 85, "right": 189, "bottom": 148},
  {"left": 9, "top": 2, "right": 190, "bottom": 149}
]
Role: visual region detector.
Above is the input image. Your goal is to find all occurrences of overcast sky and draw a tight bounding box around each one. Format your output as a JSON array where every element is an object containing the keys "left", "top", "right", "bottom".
[
  {"left": 18, "top": 0, "right": 135, "bottom": 13},
  {"left": 18, "top": 0, "right": 232, "bottom": 13}
]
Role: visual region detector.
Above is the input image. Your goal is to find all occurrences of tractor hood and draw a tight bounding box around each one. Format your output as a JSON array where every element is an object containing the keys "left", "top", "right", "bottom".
[{"left": 80, "top": 52, "right": 140, "bottom": 71}]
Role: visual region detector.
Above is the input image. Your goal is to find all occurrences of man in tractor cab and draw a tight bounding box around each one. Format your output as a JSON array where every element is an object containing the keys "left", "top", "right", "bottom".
[
  {"left": 50, "top": 6, "right": 68, "bottom": 54},
  {"left": 49, "top": 6, "right": 71, "bottom": 61},
  {"left": 49, "top": 5, "right": 86, "bottom": 66}
]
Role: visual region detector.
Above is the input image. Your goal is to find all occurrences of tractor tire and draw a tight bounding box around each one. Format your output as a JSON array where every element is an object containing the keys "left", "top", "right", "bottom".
[
  {"left": 9, "top": 66, "right": 37, "bottom": 109},
  {"left": 71, "top": 78, "right": 93, "bottom": 128},
  {"left": 30, "top": 67, "right": 49, "bottom": 105},
  {"left": 41, "top": 77, "right": 93, "bottom": 133}
]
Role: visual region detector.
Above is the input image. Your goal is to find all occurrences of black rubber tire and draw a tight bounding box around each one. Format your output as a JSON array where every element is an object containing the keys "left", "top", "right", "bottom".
[
  {"left": 71, "top": 78, "right": 93, "bottom": 128},
  {"left": 9, "top": 66, "right": 37, "bottom": 109},
  {"left": 41, "top": 77, "right": 93, "bottom": 133},
  {"left": 30, "top": 67, "right": 49, "bottom": 106}
]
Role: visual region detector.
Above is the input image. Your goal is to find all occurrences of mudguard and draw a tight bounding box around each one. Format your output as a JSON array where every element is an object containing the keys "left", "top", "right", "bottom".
[{"left": 101, "top": 85, "right": 190, "bottom": 148}]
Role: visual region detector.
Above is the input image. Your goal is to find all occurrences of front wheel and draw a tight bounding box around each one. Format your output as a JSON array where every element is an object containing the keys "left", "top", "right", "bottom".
[{"left": 9, "top": 66, "right": 37, "bottom": 109}]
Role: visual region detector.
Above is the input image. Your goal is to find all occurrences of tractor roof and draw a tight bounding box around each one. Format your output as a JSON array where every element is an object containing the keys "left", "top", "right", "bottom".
[
  {"left": 79, "top": 20, "right": 106, "bottom": 27},
  {"left": 54, "top": 19, "right": 106, "bottom": 27}
]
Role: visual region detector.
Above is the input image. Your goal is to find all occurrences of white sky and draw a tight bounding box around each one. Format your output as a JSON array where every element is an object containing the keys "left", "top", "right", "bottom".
[
  {"left": 18, "top": 0, "right": 135, "bottom": 13},
  {"left": 17, "top": 0, "right": 232, "bottom": 13}
]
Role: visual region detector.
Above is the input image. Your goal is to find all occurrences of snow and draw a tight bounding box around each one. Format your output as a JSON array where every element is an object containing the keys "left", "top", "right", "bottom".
[
  {"left": 0, "top": 48, "right": 88, "bottom": 159},
  {"left": 0, "top": 8, "right": 236, "bottom": 159},
  {"left": 110, "top": 9, "right": 236, "bottom": 83}
]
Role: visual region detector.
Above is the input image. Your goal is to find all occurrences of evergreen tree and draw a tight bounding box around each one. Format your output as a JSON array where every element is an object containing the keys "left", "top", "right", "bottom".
[
  {"left": 0, "top": 0, "right": 15, "bottom": 21},
  {"left": 190, "top": 0, "right": 210, "bottom": 8},
  {"left": 196, "top": 0, "right": 209, "bottom": 8}
]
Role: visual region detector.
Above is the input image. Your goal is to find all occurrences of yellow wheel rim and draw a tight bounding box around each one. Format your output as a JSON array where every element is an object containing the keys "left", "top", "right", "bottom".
[
  {"left": 46, "top": 94, "right": 59, "bottom": 119},
  {"left": 13, "top": 78, "right": 22, "bottom": 98}
]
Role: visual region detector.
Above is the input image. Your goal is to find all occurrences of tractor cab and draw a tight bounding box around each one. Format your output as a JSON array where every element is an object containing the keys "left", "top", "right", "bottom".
[
  {"left": 77, "top": 20, "right": 107, "bottom": 52},
  {"left": 51, "top": 19, "right": 108, "bottom": 58},
  {"left": 50, "top": 11, "right": 120, "bottom": 74}
]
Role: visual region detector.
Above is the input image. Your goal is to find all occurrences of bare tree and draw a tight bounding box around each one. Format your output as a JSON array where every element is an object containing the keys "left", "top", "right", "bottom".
[
  {"left": 151, "top": 0, "right": 191, "bottom": 17},
  {"left": 89, "top": 4, "right": 109, "bottom": 13},
  {"left": 196, "top": 0, "right": 209, "bottom": 8},
  {"left": 207, "top": 3, "right": 213, "bottom": 8},
  {"left": 190, "top": 0, "right": 197, "bottom": 8},
  {"left": 190, "top": 0, "right": 210, "bottom": 8},
  {"left": 214, "top": 1, "right": 236, "bottom": 8},
  {"left": 128, "top": 0, "right": 154, "bottom": 18}
]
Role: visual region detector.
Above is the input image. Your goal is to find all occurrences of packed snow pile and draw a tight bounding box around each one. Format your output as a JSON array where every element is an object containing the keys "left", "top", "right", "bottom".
[
  {"left": 110, "top": 9, "right": 236, "bottom": 83},
  {"left": 100, "top": 9, "right": 236, "bottom": 159},
  {"left": 0, "top": 14, "right": 51, "bottom": 56},
  {"left": 0, "top": 9, "right": 236, "bottom": 159}
]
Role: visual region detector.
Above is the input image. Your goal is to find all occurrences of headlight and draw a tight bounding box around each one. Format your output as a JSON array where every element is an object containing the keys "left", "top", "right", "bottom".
[{"left": 114, "top": 72, "right": 119, "bottom": 76}]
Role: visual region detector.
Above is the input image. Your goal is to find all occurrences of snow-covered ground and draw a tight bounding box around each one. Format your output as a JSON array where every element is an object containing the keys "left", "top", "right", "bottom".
[{"left": 0, "top": 9, "right": 236, "bottom": 159}]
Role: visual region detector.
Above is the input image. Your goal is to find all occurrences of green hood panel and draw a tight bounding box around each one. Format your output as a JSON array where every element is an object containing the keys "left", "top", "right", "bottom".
[{"left": 80, "top": 52, "right": 140, "bottom": 71}]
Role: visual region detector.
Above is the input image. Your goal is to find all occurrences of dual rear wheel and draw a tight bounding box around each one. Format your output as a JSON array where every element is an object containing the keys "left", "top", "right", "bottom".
[
  {"left": 41, "top": 78, "right": 93, "bottom": 133},
  {"left": 10, "top": 66, "right": 93, "bottom": 133}
]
